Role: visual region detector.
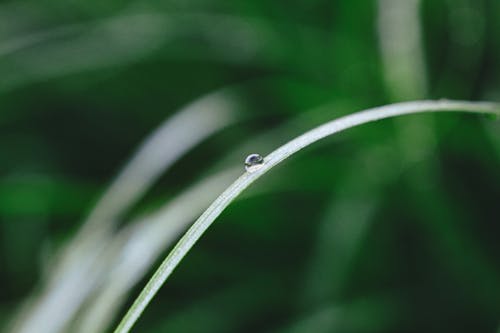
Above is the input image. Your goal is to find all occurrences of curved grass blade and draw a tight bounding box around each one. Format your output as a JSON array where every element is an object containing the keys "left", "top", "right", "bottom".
[
  {"left": 8, "top": 91, "right": 239, "bottom": 333},
  {"left": 75, "top": 99, "right": 357, "bottom": 332},
  {"left": 114, "top": 100, "right": 500, "bottom": 333},
  {"left": 0, "top": 12, "right": 322, "bottom": 93},
  {"left": 73, "top": 100, "right": 355, "bottom": 332},
  {"left": 73, "top": 168, "right": 240, "bottom": 333}
]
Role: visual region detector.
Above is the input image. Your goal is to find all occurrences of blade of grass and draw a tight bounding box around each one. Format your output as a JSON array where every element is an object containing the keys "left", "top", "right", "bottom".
[
  {"left": 73, "top": 168, "right": 240, "bottom": 333},
  {"left": 0, "top": 11, "right": 325, "bottom": 93},
  {"left": 8, "top": 91, "right": 239, "bottom": 333},
  {"left": 378, "top": 0, "right": 438, "bottom": 167},
  {"left": 73, "top": 100, "right": 354, "bottom": 332},
  {"left": 114, "top": 99, "right": 500, "bottom": 333},
  {"left": 79, "top": 91, "right": 239, "bottom": 236},
  {"left": 377, "top": 0, "right": 427, "bottom": 101},
  {"left": 301, "top": 190, "right": 380, "bottom": 307}
]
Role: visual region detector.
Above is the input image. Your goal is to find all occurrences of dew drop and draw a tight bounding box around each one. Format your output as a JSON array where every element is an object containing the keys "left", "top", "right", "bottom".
[{"left": 244, "top": 153, "right": 264, "bottom": 172}]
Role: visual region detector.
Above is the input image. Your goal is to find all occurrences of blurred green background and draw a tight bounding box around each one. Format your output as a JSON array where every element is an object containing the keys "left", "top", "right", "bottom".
[{"left": 1, "top": 0, "right": 499, "bottom": 332}]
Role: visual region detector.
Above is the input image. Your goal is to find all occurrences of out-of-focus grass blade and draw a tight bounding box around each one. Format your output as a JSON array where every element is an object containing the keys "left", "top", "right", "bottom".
[
  {"left": 0, "top": 12, "right": 324, "bottom": 92},
  {"left": 377, "top": 0, "right": 427, "bottom": 101},
  {"left": 114, "top": 100, "right": 500, "bottom": 333},
  {"left": 8, "top": 91, "right": 240, "bottom": 333},
  {"left": 73, "top": 168, "right": 240, "bottom": 333},
  {"left": 0, "top": 13, "right": 169, "bottom": 92},
  {"left": 300, "top": 184, "right": 381, "bottom": 307},
  {"left": 80, "top": 91, "right": 239, "bottom": 236},
  {"left": 378, "top": 0, "right": 438, "bottom": 168}
]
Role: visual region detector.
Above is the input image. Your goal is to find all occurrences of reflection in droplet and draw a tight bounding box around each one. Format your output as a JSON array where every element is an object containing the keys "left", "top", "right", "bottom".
[{"left": 244, "top": 153, "right": 264, "bottom": 172}]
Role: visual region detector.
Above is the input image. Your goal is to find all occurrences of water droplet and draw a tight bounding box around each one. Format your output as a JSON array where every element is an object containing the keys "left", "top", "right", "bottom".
[{"left": 244, "top": 153, "right": 264, "bottom": 172}]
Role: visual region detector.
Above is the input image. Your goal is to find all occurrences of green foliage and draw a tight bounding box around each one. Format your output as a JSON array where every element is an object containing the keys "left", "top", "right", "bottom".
[{"left": 1, "top": 0, "right": 499, "bottom": 332}]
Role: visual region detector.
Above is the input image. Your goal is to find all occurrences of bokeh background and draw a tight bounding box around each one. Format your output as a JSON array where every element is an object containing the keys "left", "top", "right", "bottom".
[{"left": 1, "top": 0, "right": 500, "bottom": 332}]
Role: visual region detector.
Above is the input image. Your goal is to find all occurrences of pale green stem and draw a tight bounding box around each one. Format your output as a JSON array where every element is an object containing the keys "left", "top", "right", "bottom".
[{"left": 114, "top": 100, "right": 500, "bottom": 333}]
